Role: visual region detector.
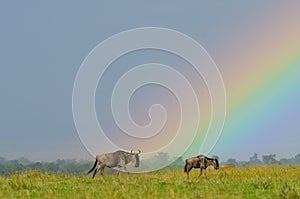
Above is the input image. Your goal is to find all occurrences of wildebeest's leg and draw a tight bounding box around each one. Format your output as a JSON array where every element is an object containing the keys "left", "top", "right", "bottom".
[
  {"left": 204, "top": 169, "right": 206, "bottom": 177},
  {"left": 199, "top": 168, "right": 203, "bottom": 177},
  {"left": 116, "top": 165, "right": 122, "bottom": 176},
  {"left": 186, "top": 165, "right": 193, "bottom": 179},
  {"left": 100, "top": 164, "right": 105, "bottom": 176},
  {"left": 123, "top": 166, "right": 129, "bottom": 175}
]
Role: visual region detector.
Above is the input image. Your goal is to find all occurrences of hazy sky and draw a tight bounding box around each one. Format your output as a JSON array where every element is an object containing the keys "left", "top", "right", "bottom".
[{"left": 1, "top": 1, "right": 299, "bottom": 162}]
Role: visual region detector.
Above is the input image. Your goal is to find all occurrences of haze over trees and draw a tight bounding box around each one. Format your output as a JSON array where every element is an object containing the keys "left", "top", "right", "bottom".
[{"left": 0, "top": 153, "right": 299, "bottom": 176}]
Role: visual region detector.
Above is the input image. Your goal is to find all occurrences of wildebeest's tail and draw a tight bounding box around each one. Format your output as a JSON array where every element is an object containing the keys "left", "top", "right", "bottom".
[
  {"left": 184, "top": 160, "right": 188, "bottom": 172},
  {"left": 88, "top": 159, "right": 98, "bottom": 174}
]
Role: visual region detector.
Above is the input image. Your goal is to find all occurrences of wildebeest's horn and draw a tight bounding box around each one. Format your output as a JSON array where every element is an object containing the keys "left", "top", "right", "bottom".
[{"left": 138, "top": 149, "right": 141, "bottom": 154}]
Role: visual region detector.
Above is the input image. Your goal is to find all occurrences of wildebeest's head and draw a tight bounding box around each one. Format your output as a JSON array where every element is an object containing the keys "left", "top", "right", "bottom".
[
  {"left": 213, "top": 158, "right": 219, "bottom": 169},
  {"left": 131, "top": 149, "right": 141, "bottom": 167}
]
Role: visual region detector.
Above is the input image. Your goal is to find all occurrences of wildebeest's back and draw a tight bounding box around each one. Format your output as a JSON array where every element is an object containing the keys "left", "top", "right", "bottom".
[
  {"left": 114, "top": 150, "right": 133, "bottom": 164},
  {"left": 96, "top": 152, "right": 122, "bottom": 167},
  {"left": 186, "top": 157, "right": 201, "bottom": 168},
  {"left": 96, "top": 151, "right": 134, "bottom": 168},
  {"left": 198, "top": 155, "right": 219, "bottom": 169}
]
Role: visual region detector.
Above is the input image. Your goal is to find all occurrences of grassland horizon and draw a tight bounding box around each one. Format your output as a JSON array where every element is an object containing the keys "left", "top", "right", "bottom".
[{"left": 0, "top": 165, "right": 299, "bottom": 198}]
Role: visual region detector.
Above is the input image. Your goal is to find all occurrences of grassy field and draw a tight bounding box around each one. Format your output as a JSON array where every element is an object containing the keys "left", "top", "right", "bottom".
[{"left": 0, "top": 166, "right": 299, "bottom": 198}]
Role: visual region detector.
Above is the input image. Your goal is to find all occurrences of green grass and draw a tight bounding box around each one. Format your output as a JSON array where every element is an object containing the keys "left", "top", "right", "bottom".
[{"left": 0, "top": 166, "right": 299, "bottom": 198}]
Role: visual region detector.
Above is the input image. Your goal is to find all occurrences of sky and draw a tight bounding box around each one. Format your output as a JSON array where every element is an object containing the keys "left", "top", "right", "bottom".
[{"left": 0, "top": 1, "right": 299, "bottom": 163}]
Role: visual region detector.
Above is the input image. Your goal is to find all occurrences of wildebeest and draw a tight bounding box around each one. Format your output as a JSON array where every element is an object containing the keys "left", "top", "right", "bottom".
[
  {"left": 184, "top": 155, "right": 219, "bottom": 179},
  {"left": 88, "top": 150, "right": 141, "bottom": 178}
]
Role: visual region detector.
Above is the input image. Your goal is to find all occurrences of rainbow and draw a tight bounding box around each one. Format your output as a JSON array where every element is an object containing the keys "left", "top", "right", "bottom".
[{"left": 188, "top": 3, "right": 300, "bottom": 160}]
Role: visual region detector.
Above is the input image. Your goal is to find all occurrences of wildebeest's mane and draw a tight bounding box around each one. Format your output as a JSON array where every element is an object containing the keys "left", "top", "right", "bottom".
[
  {"left": 115, "top": 150, "right": 139, "bottom": 165},
  {"left": 197, "top": 155, "right": 217, "bottom": 161},
  {"left": 115, "top": 150, "right": 129, "bottom": 154},
  {"left": 205, "top": 157, "right": 216, "bottom": 161},
  {"left": 115, "top": 150, "right": 135, "bottom": 155}
]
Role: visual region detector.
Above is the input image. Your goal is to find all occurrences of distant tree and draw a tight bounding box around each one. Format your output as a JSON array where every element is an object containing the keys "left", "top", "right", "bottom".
[
  {"left": 294, "top": 154, "right": 300, "bottom": 164},
  {"left": 225, "top": 158, "right": 238, "bottom": 166},
  {"left": 139, "top": 160, "right": 150, "bottom": 170},
  {"left": 167, "top": 157, "right": 185, "bottom": 170},
  {"left": 45, "top": 162, "right": 59, "bottom": 173},
  {"left": 17, "top": 157, "right": 31, "bottom": 165},
  {"left": 0, "top": 160, "right": 26, "bottom": 176},
  {"left": 279, "top": 158, "right": 291, "bottom": 165},
  {"left": 0, "top": 157, "right": 7, "bottom": 165},
  {"left": 152, "top": 152, "right": 170, "bottom": 168},
  {"left": 76, "top": 162, "right": 92, "bottom": 174},
  {"left": 262, "top": 154, "right": 279, "bottom": 165},
  {"left": 28, "top": 162, "right": 43, "bottom": 171},
  {"left": 249, "top": 153, "right": 262, "bottom": 165},
  {"left": 140, "top": 152, "right": 170, "bottom": 170},
  {"left": 238, "top": 161, "right": 250, "bottom": 167}
]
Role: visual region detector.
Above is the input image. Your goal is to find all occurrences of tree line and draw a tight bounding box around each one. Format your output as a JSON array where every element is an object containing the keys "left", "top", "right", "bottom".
[
  {"left": 0, "top": 157, "right": 92, "bottom": 177},
  {"left": 0, "top": 153, "right": 299, "bottom": 176},
  {"left": 223, "top": 153, "right": 300, "bottom": 166}
]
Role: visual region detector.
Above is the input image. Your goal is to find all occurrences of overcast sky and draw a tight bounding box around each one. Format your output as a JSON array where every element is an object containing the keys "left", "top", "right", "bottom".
[{"left": 1, "top": 1, "right": 299, "bottom": 162}]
